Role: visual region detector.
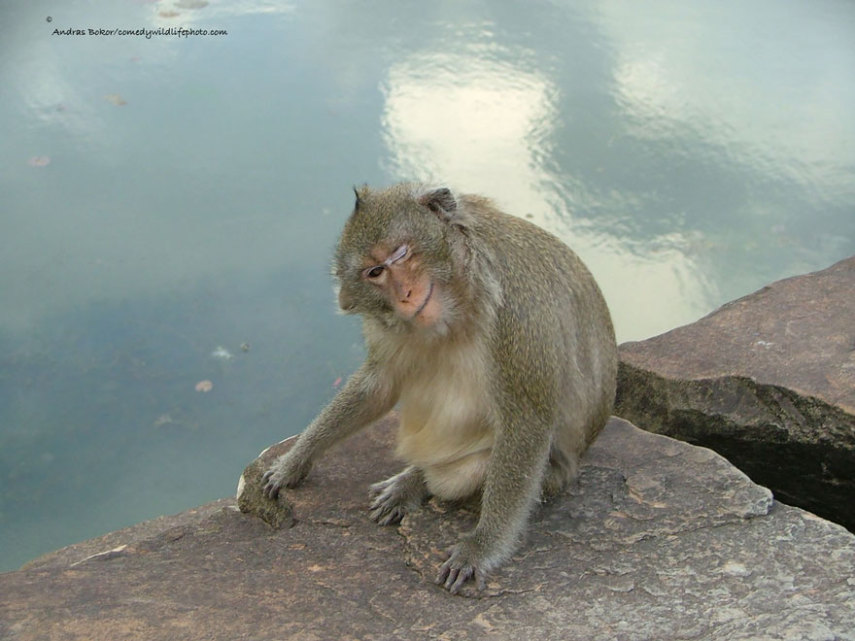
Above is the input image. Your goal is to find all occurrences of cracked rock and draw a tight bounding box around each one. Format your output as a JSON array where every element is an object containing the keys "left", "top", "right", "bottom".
[{"left": 615, "top": 255, "right": 855, "bottom": 531}]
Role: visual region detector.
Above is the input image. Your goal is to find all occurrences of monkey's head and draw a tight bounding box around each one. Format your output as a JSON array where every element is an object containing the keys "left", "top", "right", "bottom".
[{"left": 333, "top": 183, "right": 470, "bottom": 332}]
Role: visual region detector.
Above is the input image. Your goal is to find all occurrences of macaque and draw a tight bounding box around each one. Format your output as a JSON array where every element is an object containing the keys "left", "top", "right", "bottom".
[{"left": 262, "top": 183, "right": 617, "bottom": 594}]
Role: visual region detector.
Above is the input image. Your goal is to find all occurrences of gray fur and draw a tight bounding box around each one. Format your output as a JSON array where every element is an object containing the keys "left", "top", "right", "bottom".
[{"left": 262, "top": 183, "right": 618, "bottom": 594}]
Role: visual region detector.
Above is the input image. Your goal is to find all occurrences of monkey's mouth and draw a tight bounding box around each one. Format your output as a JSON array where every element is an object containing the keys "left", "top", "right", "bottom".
[{"left": 413, "top": 281, "right": 434, "bottom": 318}]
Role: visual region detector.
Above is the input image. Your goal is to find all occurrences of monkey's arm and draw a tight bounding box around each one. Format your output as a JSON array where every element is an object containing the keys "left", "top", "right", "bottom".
[
  {"left": 262, "top": 361, "right": 396, "bottom": 499},
  {"left": 436, "top": 409, "right": 552, "bottom": 593},
  {"left": 437, "top": 317, "right": 557, "bottom": 593}
]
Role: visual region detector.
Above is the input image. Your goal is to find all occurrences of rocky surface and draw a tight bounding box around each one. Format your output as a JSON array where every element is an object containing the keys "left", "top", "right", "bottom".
[
  {"left": 616, "top": 255, "right": 855, "bottom": 531},
  {"left": 3, "top": 415, "right": 854, "bottom": 641}
]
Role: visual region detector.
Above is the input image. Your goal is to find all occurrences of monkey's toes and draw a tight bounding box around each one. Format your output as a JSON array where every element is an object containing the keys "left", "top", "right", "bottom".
[
  {"left": 369, "top": 503, "right": 405, "bottom": 526},
  {"left": 368, "top": 490, "right": 407, "bottom": 525}
]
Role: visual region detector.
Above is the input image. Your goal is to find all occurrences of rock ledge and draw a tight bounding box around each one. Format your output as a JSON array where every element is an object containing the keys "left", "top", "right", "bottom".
[
  {"left": 2, "top": 415, "right": 853, "bottom": 641},
  {"left": 616, "top": 255, "right": 855, "bottom": 530}
]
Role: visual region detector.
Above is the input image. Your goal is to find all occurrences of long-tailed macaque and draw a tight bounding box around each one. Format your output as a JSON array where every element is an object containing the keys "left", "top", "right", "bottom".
[{"left": 262, "top": 183, "right": 617, "bottom": 594}]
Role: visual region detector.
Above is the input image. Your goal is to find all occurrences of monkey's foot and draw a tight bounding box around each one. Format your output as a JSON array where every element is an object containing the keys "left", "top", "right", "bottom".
[
  {"left": 436, "top": 538, "right": 489, "bottom": 595},
  {"left": 261, "top": 454, "right": 312, "bottom": 500},
  {"left": 368, "top": 466, "right": 428, "bottom": 526}
]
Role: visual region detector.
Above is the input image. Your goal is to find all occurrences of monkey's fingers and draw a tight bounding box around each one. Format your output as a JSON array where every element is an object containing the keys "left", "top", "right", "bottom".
[
  {"left": 436, "top": 558, "right": 486, "bottom": 595},
  {"left": 437, "top": 562, "right": 472, "bottom": 594},
  {"left": 260, "top": 470, "right": 282, "bottom": 500},
  {"left": 435, "top": 559, "right": 455, "bottom": 588},
  {"left": 260, "top": 457, "right": 313, "bottom": 500},
  {"left": 261, "top": 468, "right": 287, "bottom": 501}
]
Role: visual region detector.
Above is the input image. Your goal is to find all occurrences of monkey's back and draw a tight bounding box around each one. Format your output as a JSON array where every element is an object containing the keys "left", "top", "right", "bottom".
[{"left": 464, "top": 195, "right": 617, "bottom": 447}]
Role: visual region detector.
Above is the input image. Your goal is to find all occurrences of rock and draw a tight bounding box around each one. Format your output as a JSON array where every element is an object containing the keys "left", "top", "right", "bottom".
[
  {"left": 18, "top": 499, "right": 234, "bottom": 572},
  {"left": 3, "top": 416, "right": 853, "bottom": 641},
  {"left": 615, "top": 255, "right": 855, "bottom": 531},
  {"left": 236, "top": 442, "right": 295, "bottom": 530}
]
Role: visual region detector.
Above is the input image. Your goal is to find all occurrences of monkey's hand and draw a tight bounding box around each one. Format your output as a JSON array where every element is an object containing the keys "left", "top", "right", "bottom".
[
  {"left": 368, "top": 466, "right": 428, "bottom": 526},
  {"left": 261, "top": 452, "right": 312, "bottom": 500},
  {"left": 436, "top": 536, "right": 489, "bottom": 595}
]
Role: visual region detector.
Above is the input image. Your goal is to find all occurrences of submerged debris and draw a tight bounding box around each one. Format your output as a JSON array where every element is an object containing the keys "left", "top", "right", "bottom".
[
  {"left": 104, "top": 94, "right": 127, "bottom": 106},
  {"left": 210, "top": 346, "right": 233, "bottom": 361},
  {"left": 153, "top": 413, "right": 177, "bottom": 427},
  {"left": 27, "top": 156, "right": 51, "bottom": 167}
]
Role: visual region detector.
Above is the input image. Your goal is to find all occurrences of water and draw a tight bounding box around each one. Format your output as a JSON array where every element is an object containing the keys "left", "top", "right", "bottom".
[{"left": 1, "top": 0, "right": 853, "bottom": 572}]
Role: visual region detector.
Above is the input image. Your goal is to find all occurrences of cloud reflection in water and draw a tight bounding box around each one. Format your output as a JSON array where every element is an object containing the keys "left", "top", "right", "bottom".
[{"left": 380, "top": 48, "right": 715, "bottom": 342}]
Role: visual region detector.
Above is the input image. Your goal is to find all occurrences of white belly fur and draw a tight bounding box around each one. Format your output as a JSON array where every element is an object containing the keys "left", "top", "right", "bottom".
[{"left": 394, "top": 338, "right": 493, "bottom": 500}]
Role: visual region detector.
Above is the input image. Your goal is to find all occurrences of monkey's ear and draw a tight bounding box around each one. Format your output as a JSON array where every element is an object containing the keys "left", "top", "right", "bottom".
[
  {"left": 352, "top": 184, "right": 369, "bottom": 213},
  {"left": 418, "top": 187, "right": 458, "bottom": 219}
]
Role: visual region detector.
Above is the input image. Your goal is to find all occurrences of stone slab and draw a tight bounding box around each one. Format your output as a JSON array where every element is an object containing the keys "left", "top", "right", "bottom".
[
  {"left": 2, "top": 416, "right": 853, "bottom": 641},
  {"left": 616, "top": 256, "right": 855, "bottom": 530}
]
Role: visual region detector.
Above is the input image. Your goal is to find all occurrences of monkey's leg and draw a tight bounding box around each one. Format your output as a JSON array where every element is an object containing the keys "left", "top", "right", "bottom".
[
  {"left": 368, "top": 465, "right": 429, "bottom": 525},
  {"left": 437, "top": 413, "right": 552, "bottom": 594},
  {"left": 541, "top": 444, "right": 579, "bottom": 499},
  {"left": 262, "top": 363, "right": 396, "bottom": 499}
]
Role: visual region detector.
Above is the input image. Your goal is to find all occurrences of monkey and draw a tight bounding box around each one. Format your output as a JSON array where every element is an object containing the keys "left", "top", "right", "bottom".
[{"left": 261, "top": 183, "right": 617, "bottom": 594}]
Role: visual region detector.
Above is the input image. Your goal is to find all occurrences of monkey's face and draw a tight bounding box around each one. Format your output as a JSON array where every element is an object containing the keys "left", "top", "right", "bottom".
[
  {"left": 333, "top": 185, "right": 457, "bottom": 331},
  {"left": 356, "top": 240, "right": 444, "bottom": 327}
]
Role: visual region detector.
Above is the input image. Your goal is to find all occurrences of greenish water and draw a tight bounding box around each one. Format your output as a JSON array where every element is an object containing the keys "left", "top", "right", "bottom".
[{"left": 1, "top": 0, "right": 853, "bottom": 572}]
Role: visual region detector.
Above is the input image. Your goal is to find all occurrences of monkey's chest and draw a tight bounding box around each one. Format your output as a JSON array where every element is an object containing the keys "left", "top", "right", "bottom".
[{"left": 395, "top": 364, "right": 493, "bottom": 470}]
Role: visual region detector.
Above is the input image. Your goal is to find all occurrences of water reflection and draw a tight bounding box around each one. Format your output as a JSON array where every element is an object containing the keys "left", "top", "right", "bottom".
[
  {"left": 604, "top": 0, "right": 855, "bottom": 203},
  {"left": 382, "top": 50, "right": 558, "bottom": 222},
  {"left": 2, "top": 0, "right": 854, "bottom": 574},
  {"left": 380, "top": 44, "right": 717, "bottom": 341}
]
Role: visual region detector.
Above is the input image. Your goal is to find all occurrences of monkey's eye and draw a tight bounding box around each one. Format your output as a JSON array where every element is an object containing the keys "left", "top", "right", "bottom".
[
  {"left": 389, "top": 244, "right": 409, "bottom": 263},
  {"left": 364, "top": 265, "right": 385, "bottom": 279},
  {"left": 363, "top": 245, "right": 409, "bottom": 281}
]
